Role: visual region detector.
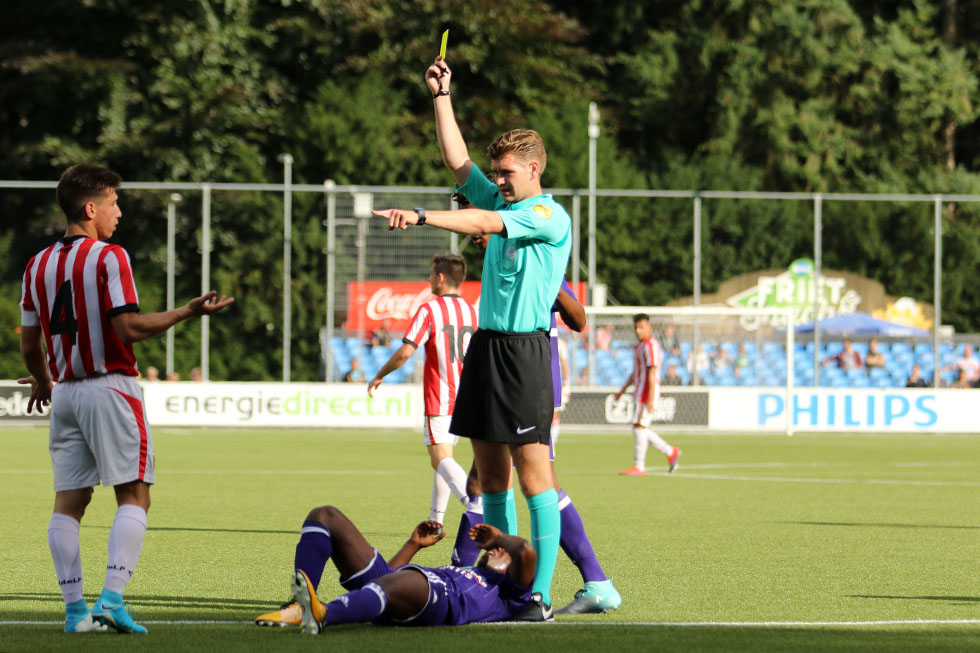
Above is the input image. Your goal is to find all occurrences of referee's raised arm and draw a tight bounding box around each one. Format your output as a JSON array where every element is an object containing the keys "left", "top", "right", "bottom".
[{"left": 426, "top": 57, "right": 472, "bottom": 187}]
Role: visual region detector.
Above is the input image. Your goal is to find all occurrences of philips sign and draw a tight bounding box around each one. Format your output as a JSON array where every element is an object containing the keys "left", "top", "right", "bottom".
[
  {"left": 710, "top": 387, "right": 972, "bottom": 432},
  {"left": 757, "top": 392, "right": 937, "bottom": 429}
]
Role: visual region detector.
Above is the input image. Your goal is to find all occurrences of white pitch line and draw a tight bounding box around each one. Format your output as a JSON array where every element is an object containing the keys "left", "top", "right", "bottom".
[
  {"left": 4, "top": 619, "right": 980, "bottom": 628},
  {"left": 483, "top": 619, "right": 980, "bottom": 627},
  {"left": 892, "top": 461, "right": 976, "bottom": 468},
  {"left": 677, "top": 462, "right": 834, "bottom": 470},
  {"left": 659, "top": 472, "right": 980, "bottom": 488},
  {"left": 0, "top": 470, "right": 414, "bottom": 476}
]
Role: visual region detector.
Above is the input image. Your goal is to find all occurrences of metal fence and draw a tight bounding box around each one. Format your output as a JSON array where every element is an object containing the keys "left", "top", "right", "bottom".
[{"left": 3, "top": 177, "right": 975, "bottom": 386}]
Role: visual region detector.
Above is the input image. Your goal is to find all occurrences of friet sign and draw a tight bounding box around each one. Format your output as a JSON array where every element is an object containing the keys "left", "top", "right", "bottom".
[{"left": 726, "top": 258, "right": 861, "bottom": 330}]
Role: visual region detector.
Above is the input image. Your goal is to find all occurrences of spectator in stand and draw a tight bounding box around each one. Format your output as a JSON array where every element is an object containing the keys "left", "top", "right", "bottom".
[
  {"left": 823, "top": 339, "right": 862, "bottom": 371},
  {"left": 688, "top": 344, "right": 710, "bottom": 382},
  {"left": 166, "top": 372, "right": 180, "bottom": 382},
  {"left": 144, "top": 366, "right": 160, "bottom": 382},
  {"left": 865, "top": 338, "right": 885, "bottom": 375},
  {"left": 943, "top": 344, "right": 980, "bottom": 387},
  {"left": 733, "top": 345, "right": 750, "bottom": 378},
  {"left": 663, "top": 364, "right": 683, "bottom": 386},
  {"left": 343, "top": 358, "right": 365, "bottom": 383},
  {"left": 711, "top": 346, "right": 732, "bottom": 373},
  {"left": 661, "top": 325, "right": 680, "bottom": 356},
  {"left": 950, "top": 368, "right": 973, "bottom": 389},
  {"left": 595, "top": 325, "right": 612, "bottom": 352},
  {"left": 189, "top": 367, "right": 202, "bottom": 382},
  {"left": 367, "top": 319, "right": 392, "bottom": 349},
  {"left": 905, "top": 364, "right": 928, "bottom": 388}
]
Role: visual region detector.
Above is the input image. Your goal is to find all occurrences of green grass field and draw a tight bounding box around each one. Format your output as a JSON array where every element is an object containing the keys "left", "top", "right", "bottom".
[{"left": 2, "top": 426, "right": 979, "bottom": 651}]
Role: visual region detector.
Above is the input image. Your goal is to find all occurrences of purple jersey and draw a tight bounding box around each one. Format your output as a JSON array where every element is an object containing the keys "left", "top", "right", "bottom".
[
  {"left": 550, "top": 278, "right": 575, "bottom": 407},
  {"left": 339, "top": 552, "right": 530, "bottom": 626},
  {"left": 416, "top": 565, "right": 531, "bottom": 625}
]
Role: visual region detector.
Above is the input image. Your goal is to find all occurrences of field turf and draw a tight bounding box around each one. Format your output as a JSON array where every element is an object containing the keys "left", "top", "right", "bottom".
[{"left": 2, "top": 426, "right": 979, "bottom": 651}]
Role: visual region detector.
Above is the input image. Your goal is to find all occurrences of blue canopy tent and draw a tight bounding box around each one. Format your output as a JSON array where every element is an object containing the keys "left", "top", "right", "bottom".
[{"left": 794, "top": 312, "right": 929, "bottom": 337}]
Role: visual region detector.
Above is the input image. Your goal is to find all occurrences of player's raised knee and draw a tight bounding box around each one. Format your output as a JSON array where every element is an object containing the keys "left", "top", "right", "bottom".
[{"left": 307, "top": 505, "right": 343, "bottom": 526}]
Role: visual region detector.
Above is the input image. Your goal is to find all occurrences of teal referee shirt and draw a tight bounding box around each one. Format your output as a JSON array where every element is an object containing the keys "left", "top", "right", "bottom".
[{"left": 457, "top": 165, "right": 571, "bottom": 333}]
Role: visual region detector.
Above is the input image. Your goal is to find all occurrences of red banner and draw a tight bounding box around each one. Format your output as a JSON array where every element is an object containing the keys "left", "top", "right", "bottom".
[{"left": 346, "top": 281, "right": 588, "bottom": 332}]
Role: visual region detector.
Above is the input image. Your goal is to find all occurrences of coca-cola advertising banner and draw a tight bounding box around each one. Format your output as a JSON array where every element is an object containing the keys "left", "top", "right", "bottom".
[
  {"left": 347, "top": 281, "right": 588, "bottom": 332},
  {"left": 348, "top": 281, "right": 483, "bottom": 332}
]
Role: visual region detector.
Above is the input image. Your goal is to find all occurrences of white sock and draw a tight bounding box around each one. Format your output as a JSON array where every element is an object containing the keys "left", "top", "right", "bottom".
[
  {"left": 466, "top": 495, "right": 484, "bottom": 514},
  {"left": 551, "top": 419, "right": 560, "bottom": 453},
  {"left": 645, "top": 429, "right": 674, "bottom": 456},
  {"left": 104, "top": 505, "right": 147, "bottom": 595},
  {"left": 430, "top": 470, "right": 450, "bottom": 524},
  {"left": 436, "top": 457, "right": 469, "bottom": 505},
  {"left": 632, "top": 427, "right": 649, "bottom": 470},
  {"left": 49, "top": 513, "right": 84, "bottom": 603}
]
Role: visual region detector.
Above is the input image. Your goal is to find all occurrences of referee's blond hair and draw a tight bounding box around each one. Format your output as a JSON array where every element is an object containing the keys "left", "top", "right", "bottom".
[{"left": 487, "top": 129, "right": 547, "bottom": 175}]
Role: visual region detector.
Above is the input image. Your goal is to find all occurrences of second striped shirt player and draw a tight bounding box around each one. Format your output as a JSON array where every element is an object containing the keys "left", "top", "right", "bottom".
[{"left": 368, "top": 255, "right": 479, "bottom": 529}]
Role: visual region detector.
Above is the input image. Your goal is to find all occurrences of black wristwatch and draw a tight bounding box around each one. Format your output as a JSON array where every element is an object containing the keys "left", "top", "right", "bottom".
[{"left": 414, "top": 207, "right": 426, "bottom": 226}]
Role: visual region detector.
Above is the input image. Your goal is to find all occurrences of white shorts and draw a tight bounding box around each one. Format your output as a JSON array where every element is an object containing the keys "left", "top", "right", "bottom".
[
  {"left": 49, "top": 374, "right": 155, "bottom": 492},
  {"left": 423, "top": 415, "right": 459, "bottom": 447},
  {"left": 632, "top": 391, "right": 661, "bottom": 427}
]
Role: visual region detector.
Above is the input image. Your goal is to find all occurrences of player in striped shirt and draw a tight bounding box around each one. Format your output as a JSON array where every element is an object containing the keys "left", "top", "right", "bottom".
[
  {"left": 18, "top": 163, "right": 233, "bottom": 634},
  {"left": 615, "top": 313, "right": 681, "bottom": 476},
  {"left": 368, "top": 255, "right": 479, "bottom": 527}
]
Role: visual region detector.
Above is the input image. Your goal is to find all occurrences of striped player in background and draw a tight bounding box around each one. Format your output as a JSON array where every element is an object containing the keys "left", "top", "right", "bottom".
[
  {"left": 370, "top": 256, "right": 479, "bottom": 521},
  {"left": 615, "top": 313, "right": 681, "bottom": 476},
  {"left": 18, "top": 164, "right": 234, "bottom": 634}
]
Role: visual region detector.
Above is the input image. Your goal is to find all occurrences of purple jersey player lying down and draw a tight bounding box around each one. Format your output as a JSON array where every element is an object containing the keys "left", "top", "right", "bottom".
[{"left": 255, "top": 505, "right": 535, "bottom": 633}]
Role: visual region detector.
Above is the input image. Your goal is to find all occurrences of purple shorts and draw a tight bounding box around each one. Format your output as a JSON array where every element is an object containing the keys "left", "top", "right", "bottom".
[
  {"left": 340, "top": 549, "right": 393, "bottom": 592},
  {"left": 382, "top": 565, "right": 451, "bottom": 626}
]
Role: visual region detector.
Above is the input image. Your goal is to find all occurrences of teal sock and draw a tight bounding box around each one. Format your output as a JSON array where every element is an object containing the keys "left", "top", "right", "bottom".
[
  {"left": 483, "top": 489, "right": 518, "bottom": 536},
  {"left": 505, "top": 489, "right": 518, "bottom": 536},
  {"left": 527, "top": 488, "right": 560, "bottom": 604}
]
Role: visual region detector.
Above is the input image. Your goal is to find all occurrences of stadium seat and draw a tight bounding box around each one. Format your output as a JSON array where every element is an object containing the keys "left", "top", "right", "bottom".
[
  {"left": 870, "top": 368, "right": 890, "bottom": 382},
  {"left": 890, "top": 343, "right": 912, "bottom": 356},
  {"left": 762, "top": 342, "right": 783, "bottom": 356}
]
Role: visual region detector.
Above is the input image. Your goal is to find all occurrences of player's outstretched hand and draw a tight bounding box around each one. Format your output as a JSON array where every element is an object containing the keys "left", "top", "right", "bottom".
[
  {"left": 17, "top": 375, "right": 52, "bottom": 414},
  {"left": 411, "top": 520, "right": 446, "bottom": 548},
  {"left": 186, "top": 290, "right": 235, "bottom": 316},
  {"left": 373, "top": 209, "right": 419, "bottom": 231},
  {"left": 425, "top": 57, "right": 451, "bottom": 96},
  {"left": 469, "top": 523, "right": 503, "bottom": 550},
  {"left": 367, "top": 376, "right": 383, "bottom": 397}
]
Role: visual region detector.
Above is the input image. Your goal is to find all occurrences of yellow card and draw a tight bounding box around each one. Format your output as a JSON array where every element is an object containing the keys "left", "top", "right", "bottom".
[{"left": 439, "top": 30, "right": 449, "bottom": 60}]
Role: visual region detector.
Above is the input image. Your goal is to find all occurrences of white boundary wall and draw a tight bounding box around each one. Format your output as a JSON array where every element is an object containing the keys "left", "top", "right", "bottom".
[{"left": 1, "top": 381, "right": 973, "bottom": 433}]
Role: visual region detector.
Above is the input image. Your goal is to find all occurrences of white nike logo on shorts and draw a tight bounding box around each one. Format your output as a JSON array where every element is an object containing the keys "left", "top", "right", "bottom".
[{"left": 516, "top": 426, "right": 536, "bottom": 434}]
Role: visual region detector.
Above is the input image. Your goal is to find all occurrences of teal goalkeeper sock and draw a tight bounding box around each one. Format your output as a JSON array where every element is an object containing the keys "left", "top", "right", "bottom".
[
  {"left": 527, "top": 488, "right": 560, "bottom": 605},
  {"left": 483, "top": 489, "right": 518, "bottom": 536}
]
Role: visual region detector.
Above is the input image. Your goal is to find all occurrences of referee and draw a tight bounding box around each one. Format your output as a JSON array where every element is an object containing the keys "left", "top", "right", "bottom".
[{"left": 373, "top": 56, "right": 571, "bottom": 621}]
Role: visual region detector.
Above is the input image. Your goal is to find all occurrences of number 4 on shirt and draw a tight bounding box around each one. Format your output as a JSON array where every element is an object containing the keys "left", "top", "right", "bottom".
[{"left": 49, "top": 280, "right": 78, "bottom": 345}]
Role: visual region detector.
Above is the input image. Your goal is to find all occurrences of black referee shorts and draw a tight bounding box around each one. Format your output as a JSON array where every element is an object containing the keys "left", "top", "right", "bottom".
[{"left": 450, "top": 329, "right": 553, "bottom": 445}]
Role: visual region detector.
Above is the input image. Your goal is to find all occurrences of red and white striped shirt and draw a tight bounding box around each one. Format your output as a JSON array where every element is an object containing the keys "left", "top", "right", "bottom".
[
  {"left": 403, "top": 294, "right": 478, "bottom": 416},
  {"left": 21, "top": 236, "right": 141, "bottom": 381},
  {"left": 632, "top": 337, "right": 663, "bottom": 404}
]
